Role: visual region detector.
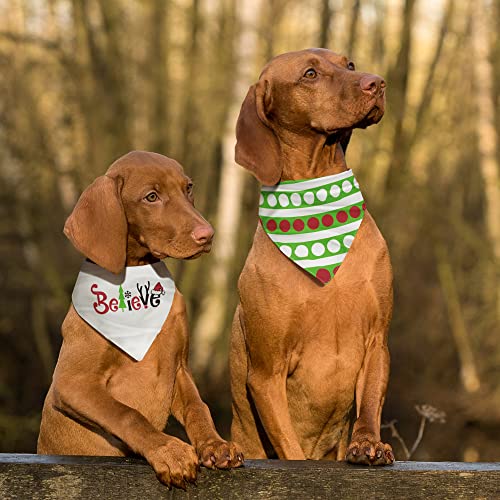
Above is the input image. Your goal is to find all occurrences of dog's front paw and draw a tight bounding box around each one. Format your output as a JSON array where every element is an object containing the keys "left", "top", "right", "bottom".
[
  {"left": 346, "top": 436, "right": 394, "bottom": 466},
  {"left": 197, "top": 438, "right": 244, "bottom": 469},
  {"left": 146, "top": 436, "right": 199, "bottom": 489}
]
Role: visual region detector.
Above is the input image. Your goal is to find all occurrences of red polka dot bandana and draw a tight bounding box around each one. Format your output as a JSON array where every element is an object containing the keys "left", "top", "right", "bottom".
[{"left": 259, "top": 170, "right": 365, "bottom": 284}]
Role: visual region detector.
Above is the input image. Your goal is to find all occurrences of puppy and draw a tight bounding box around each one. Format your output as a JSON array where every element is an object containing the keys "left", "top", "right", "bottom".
[
  {"left": 230, "top": 49, "right": 394, "bottom": 465},
  {"left": 38, "top": 151, "right": 243, "bottom": 489}
]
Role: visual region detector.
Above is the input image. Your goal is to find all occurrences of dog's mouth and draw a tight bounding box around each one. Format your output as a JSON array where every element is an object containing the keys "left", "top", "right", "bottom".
[
  {"left": 151, "top": 250, "right": 169, "bottom": 260},
  {"left": 354, "top": 101, "right": 385, "bottom": 129},
  {"left": 183, "top": 244, "right": 212, "bottom": 260},
  {"left": 151, "top": 243, "right": 212, "bottom": 261},
  {"left": 325, "top": 107, "right": 382, "bottom": 139},
  {"left": 321, "top": 97, "right": 385, "bottom": 137}
]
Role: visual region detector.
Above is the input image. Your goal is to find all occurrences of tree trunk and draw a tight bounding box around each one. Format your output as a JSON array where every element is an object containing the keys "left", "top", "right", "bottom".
[
  {"left": 370, "top": 0, "right": 386, "bottom": 68},
  {"left": 318, "top": 0, "right": 333, "bottom": 48},
  {"left": 191, "top": 0, "right": 263, "bottom": 374},
  {"left": 179, "top": 0, "right": 201, "bottom": 163},
  {"left": 436, "top": 245, "right": 480, "bottom": 393},
  {"left": 409, "top": 0, "right": 454, "bottom": 149},
  {"left": 346, "top": 0, "right": 361, "bottom": 57},
  {"left": 472, "top": 0, "right": 500, "bottom": 320},
  {"left": 148, "top": 0, "right": 170, "bottom": 154},
  {"left": 385, "top": 0, "right": 417, "bottom": 191},
  {"left": 494, "top": 0, "right": 500, "bottom": 172},
  {"left": 259, "top": 0, "right": 288, "bottom": 63}
]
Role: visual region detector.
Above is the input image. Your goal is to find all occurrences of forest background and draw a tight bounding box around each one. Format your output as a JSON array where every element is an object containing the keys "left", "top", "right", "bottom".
[{"left": 0, "top": 0, "right": 499, "bottom": 462}]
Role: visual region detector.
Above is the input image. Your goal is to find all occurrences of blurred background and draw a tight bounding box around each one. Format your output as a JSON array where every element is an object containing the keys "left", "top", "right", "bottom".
[{"left": 0, "top": 0, "right": 499, "bottom": 462}]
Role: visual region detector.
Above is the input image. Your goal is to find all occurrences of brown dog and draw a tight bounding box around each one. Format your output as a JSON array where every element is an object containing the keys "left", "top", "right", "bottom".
[
  {"left": 230, "top": 49, "right": 394, "bottom": 464},
  {"left": 38, "top": 151, "right": 243, "bottom": 488}
]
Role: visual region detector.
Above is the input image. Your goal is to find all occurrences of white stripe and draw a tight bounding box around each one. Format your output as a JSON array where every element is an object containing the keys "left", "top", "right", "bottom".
[
  {"left": 261, "top": 170, "right": 354, "bottom": 192},
  {"left": 259, "top": 192, "right": 363, "bottom": 217},
  {"left": 296, "top": 252, "right": 347, "bottom": 268},
  {"left": 267, "top": 219, "right": 362, "bottom": 243}
]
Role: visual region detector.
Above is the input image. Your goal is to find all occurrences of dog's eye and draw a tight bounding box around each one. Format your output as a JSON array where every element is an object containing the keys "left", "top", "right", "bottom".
[
  {"left": 187, "top": 182, "right": 193, "bottom": 195},
  {"left": 145, "top": 192, "right": 158, "bottom": 202},
  {"left": 348, "top": 61, "right": 355, "bottom": 71},
  {"left": 304, "top": 68, "right": 317, "bottom": 79}
]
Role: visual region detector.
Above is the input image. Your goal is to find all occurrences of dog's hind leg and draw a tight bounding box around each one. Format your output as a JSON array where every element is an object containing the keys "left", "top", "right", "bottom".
[{"left": 229, "top": 305, "right": 268, "bottom": 458}]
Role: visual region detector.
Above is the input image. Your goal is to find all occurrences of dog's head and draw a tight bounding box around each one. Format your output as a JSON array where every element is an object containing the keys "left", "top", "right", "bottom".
[
  {"left": 64, "top": 151, "right": 214, "bottom": 274},
  {"left": 235, "top": 48, "right": 386, "bottom": 185}
]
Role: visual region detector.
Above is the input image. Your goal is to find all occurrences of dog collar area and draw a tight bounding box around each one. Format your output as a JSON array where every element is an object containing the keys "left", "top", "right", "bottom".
[{"left": 259, "top": 169, "right": 366, "bottom": 284}]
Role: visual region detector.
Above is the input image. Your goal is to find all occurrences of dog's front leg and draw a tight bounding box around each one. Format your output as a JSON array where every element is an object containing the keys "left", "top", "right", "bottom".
[
  {"left": 346, "top": 331, "right": 395, "bottom": 465},
  {"left": 171, "top": 366, "right": 244, "bottom": 469},
  {"left": 247, "top": 366, "right": 306, "bottom": 460},
  {"left": 53, "top": 379, "right": 199, "bottom": 488},
  {"left": 170, "top": 307, "right": 243, "bottom": 469}
]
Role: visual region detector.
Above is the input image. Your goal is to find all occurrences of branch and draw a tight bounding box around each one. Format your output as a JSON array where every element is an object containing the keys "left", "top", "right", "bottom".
[
  {"left": 435, "top": 244, "right": 481, "bottom": 393},
  {"left": 409, "top": 0, "right": 455, "bottom": 148},
  {"left": 0, "top": 30, "right": 77, "bottom": 71},
  {"left": 0, "top": 31, "right": 60, "bottom": 51},
  {"left": 381, "top": 420, "right": 410, "bottom": 460},
  {"left": 408, "top": 416, "right": 426, "bottom": 458}
]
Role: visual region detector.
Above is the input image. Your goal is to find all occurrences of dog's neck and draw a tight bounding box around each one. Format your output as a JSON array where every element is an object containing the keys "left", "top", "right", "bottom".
[
  {"left": 277, "top": 129, "right": 348, "bottom": 181},
  {"left": 125, "top": 235, "right": 161, "bottom": 267}
]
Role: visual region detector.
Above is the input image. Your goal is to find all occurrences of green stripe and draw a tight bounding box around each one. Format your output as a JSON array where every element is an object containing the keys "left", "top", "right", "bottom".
[{"left": 260, "top": 175, "right": 359, "bottom": 210}]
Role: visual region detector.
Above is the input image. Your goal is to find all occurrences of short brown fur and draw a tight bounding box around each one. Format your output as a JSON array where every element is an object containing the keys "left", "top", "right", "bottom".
[
  {"left": 230, "top": 49, "right": 394, "bottom": 465},
  {"left": 38, "top": 151, "right": 243, "bottom": 489}
]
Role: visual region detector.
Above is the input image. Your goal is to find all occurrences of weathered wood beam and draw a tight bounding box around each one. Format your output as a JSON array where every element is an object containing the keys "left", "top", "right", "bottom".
[{"left": 0, "top": 454, "right": 498, "bottom": 499}]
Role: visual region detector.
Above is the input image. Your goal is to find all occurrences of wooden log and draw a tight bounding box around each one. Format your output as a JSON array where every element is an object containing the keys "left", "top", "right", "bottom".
[{"left": 0, "top": 454, "right": 498, "bottom": 499}]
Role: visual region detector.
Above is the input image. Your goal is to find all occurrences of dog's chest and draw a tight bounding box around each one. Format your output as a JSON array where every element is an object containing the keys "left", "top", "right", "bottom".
[
  {"left": 105, "top": 320, "right": 182, "bottom": 427},
  {"left": 242, "top": 214, "right": 391, "bottom": 374}
]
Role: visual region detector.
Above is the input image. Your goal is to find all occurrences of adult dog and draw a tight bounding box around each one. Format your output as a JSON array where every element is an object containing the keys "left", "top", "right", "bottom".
[
  {"left": 38, "top": 151, "right": 243, "bottom": 488},
  {"left": 230, "top": 49, "right": 394, "bottom": 465}
]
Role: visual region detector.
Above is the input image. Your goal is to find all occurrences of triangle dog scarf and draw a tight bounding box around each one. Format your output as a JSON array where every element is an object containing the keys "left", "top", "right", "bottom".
[
  {"left": 259, "top": 169, "right": 366, "bottom": 284},
  {"left": 72, "top": 260, "right": 176, "bottom": 361}
]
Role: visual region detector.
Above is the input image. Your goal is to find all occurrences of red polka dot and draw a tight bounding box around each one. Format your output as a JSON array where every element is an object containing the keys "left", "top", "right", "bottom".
[
  {"left": 266, "top": 219, "right": 277, "bottom": 231},
  {"left": 316, "top": 268, "right": 331, "bottom": 283},
  {"left": 307, "top": 217, "right": 319, "bottom": 229},
  {"left": 333, "top": 266, "right": 340, "bottom": 275},
  {"left": 279, "top": 220, "right": 290, "bottom": 232},
  {"left": 336, "top": 211, "right": 348, "bottom": 223},
  {"left": 293, "top": 219, "right": 305, "bottom": 231},
  {"left": 322, "top": 214, "right": 334, "bottom": 227},
  {"left": 349, "top": 206, "right": 361, "bottom": 219},
  {"left": 362, "top": 203, "right": 367, "bottom": 211}
]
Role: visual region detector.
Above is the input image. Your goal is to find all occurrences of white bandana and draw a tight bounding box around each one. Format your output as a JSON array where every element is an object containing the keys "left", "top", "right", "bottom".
[{"left": 72, "top": 260, "right": 175, "bottom": 361}]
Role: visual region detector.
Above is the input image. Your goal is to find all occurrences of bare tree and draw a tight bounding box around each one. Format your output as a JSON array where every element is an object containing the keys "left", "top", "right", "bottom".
[
  {"left": 192, "top": 0, "right": 264, "bottom": 374},
  {"left": 318, "top": 0, "right": 334, "bottom": 48},
  {"left": 385, "top": 0, "right": 416, "bottom": 190},
  {"left": 346, "top": 0, "right": 361, "bottom": 57},
  {"left": 148, "top": 0, "right": 170, "bottom": 154},
  {"left": 472, "top": 0, "right": 500, "bottom": 320}
]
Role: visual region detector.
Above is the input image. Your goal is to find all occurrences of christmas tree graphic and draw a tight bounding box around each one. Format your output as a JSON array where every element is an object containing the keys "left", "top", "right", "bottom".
[{"left": 118, "top": 285, "right": 127, "bottom": 312}]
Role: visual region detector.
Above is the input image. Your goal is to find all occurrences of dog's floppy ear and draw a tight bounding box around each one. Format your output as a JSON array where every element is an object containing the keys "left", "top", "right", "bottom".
[
  {"left": 64, "top": 175, "right": 127, "bottom": 274},
  {"left": 235, "top": 80, "right": 281, "bottom": 186}
]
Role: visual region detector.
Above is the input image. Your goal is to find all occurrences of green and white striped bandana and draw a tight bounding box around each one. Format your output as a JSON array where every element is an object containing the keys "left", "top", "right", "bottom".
[{"left": 259, "top": 169, "right": 365, "bottom": 284}]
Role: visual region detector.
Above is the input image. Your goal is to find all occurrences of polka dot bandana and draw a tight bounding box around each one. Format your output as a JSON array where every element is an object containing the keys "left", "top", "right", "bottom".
[{"left": 259, "top": 170, "right": 365, "bottom": 284}]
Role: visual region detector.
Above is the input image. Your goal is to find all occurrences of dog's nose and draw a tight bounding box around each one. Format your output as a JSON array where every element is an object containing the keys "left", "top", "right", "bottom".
[
  {"left": 191, "top": 224, "right": 214, "bottom": 245},
  {"left": 360, "top": 75, "right": 385, "bottom": 95}
]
